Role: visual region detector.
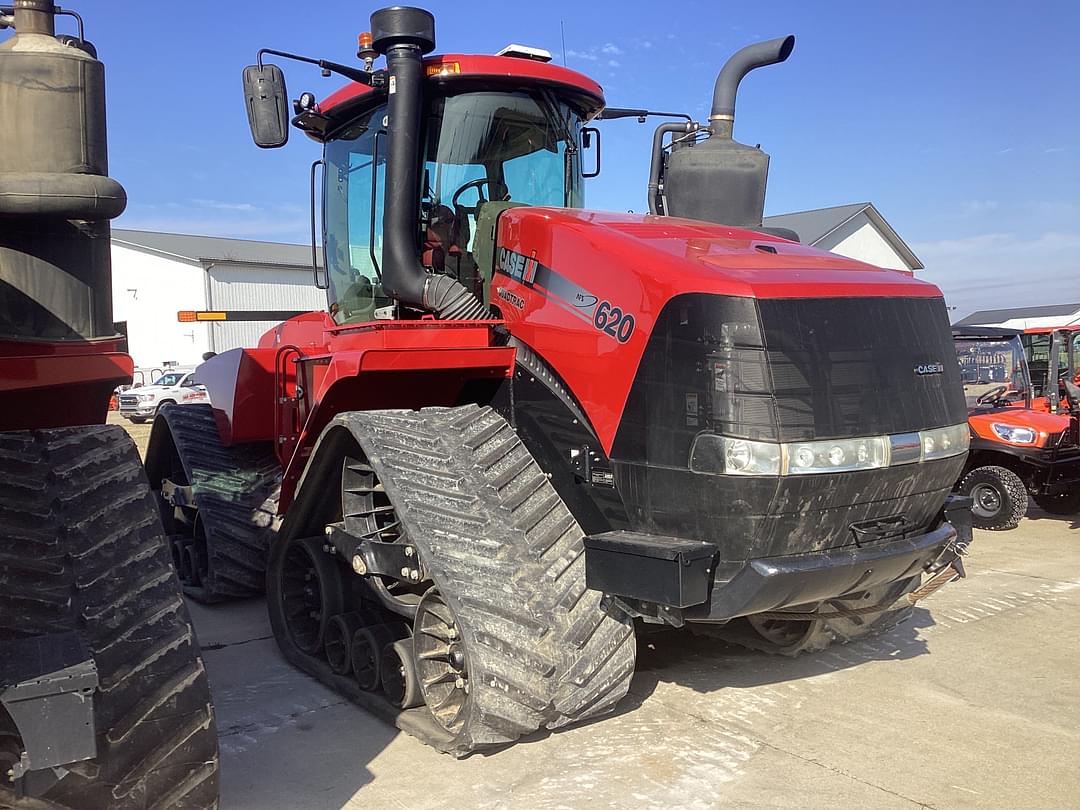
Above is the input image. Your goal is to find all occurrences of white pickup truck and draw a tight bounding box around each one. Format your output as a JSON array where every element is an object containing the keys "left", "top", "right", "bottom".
[{"left": 118, "top": 370, "right": 209, "bottom": 423}]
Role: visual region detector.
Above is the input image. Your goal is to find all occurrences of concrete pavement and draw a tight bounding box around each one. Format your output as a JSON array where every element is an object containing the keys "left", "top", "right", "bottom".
[{"left": 188, "top": 511, "right": 1080, "bottom": 809}]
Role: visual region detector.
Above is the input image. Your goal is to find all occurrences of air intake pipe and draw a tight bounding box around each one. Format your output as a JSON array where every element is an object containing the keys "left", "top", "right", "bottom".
[
  {"left": 658, "top": 35, "right": 794, "bottom": 230},
  {"left": 370, "top": 6, "right": 491, "bottom": 320}
]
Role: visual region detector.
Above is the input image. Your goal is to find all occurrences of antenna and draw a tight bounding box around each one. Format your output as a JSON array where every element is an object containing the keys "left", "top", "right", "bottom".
[{"left": 560, "top": 20, "right": 567, "bottom": 66}]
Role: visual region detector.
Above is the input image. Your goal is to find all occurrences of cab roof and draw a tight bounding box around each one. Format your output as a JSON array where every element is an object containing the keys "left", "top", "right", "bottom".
[{"left": 309, "top": 54, "right": 605, "bottom": 140}]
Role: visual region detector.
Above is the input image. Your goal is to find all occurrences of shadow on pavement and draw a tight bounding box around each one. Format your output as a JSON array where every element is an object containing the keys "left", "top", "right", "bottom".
[
  {"left": 187, "top": 597, "right": 398, "bottom": 809},
  {"left": 1024, "top": 505, "right": 1080, "bottom": 531},
  {"left": 620, "top": 607, "right": 936, "bottom": 710}
]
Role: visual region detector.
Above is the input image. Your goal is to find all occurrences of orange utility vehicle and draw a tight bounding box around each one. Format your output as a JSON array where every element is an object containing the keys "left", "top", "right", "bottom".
[{"left": 953, "top": 326, "right": 1080, "bottom": 526}]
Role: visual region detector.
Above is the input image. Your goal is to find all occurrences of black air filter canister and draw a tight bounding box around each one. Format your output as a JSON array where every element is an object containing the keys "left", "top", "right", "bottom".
[
  {"left": 662, "top": 35, "right": 793, "bottom": 229},
  {"left": 662, "top": 134, "right": 772, "bottom": 229},
  {"left": 0, "top": 9, "right": 126, "bottom": 341}
]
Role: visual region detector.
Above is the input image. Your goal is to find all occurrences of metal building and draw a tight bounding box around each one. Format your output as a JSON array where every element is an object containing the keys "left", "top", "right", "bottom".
[{"left": 111, "top": 229, "right": 325, "bottom": 369}]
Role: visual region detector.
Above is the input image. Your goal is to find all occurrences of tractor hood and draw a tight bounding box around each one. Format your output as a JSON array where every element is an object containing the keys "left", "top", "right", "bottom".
[{"left": 496, "top": 209, "right": 937, "bottom": 302}]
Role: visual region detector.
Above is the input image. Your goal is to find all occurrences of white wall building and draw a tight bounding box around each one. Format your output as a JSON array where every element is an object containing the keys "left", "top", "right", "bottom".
[
  {"left": 111, "top": 230, "right": 325, "bottom": 371},
  {"left": 764, "top": 202, "right": 923, "bottom": 273}
]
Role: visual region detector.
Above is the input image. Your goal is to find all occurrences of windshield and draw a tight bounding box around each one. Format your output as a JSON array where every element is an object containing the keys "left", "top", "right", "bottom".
[
  {"left": 954, "top": 338, "right": 1030, "bottom": 409},
  {"left": 152, "top": 372, "right": 184, "bottom": 387}
]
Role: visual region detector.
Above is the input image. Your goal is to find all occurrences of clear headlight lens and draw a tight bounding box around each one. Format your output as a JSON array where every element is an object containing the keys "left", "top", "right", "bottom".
[
  {"left": 690, "top": 435, "right": 781, "bottom": 476},
  {"left": 991, "top": 423, "right": 1037, "bottom": 444},
  {"left": 137, "top": 393, "right": 155, "bottom": 402},
  {"left": 690, "top": 422, "right": 968, "bottom": 477},
  {"left": 921, "top": 423, "right": 971, "bottom": 459},
  {"left": 785, "top": 436, "right": 889, "bottom": 475}
]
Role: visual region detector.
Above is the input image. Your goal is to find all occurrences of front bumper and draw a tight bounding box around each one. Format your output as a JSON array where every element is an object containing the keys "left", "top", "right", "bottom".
[{"left": 583, "top": 496, "right": 971, "bottom": 623}]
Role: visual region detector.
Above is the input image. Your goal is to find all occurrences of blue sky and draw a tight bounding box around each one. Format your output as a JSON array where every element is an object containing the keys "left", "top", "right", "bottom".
[{"left": 9, "top": 0, "right": 1077, "bottom": 319}]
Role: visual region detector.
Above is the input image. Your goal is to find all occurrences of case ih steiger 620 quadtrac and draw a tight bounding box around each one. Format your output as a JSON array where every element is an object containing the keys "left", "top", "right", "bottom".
[
  {"left": 0, "top": 3, "right": 218, "bottom": 807},
  {"left": 147, "top": 6, "right": 974, "bottom": 756}
]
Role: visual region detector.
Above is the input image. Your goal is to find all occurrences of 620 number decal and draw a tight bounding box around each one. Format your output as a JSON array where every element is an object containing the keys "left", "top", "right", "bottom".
[{"left": 593, "top": 300, "right": 635, "bottom": 344}]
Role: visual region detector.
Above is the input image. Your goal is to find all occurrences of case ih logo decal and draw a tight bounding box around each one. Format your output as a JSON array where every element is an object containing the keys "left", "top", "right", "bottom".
[
  {"left": 496, "top": 248, "right": 636, "bottom": 344},
  {"left": 915, "top": 362, "right": 945, "bottom": 375},
  {"left": 498, "top": 248, "right": 539, "bottom": 285}
]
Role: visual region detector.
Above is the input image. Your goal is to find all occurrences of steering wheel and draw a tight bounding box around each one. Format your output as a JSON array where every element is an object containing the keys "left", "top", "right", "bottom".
[
  {"left": 976, "top": 385, "right": 1008, "bottom": 405},
  {"left": 450, "top": 178, "right": 502, "bottom": 216}
]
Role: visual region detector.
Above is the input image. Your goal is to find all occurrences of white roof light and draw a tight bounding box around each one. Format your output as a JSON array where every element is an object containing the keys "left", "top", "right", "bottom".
[{"left": 496, "top": 44, "right": 553, "bottom": 62}]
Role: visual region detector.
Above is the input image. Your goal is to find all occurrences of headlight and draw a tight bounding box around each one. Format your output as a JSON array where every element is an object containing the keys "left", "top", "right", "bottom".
[
  {"left": 991, "top": 423, "right": 1037, "bottom": 444},
  {"left": 137, "top": 393, "right": 155, "bottom": 402},
  {"left": 690, "top": 435, "right": 781, "bottom": 476},
  {"left": 690, "top": 422, "right": 969, "bottom": 477},
  {"left": 785, "top": 436, "right": 889, "bottom": 475}
]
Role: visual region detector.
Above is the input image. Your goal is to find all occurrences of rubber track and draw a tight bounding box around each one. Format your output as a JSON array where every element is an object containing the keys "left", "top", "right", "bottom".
[
  {"left": 333, "top": 405, "right": 636, "bottom": 754},
  {"left": 0, "top": 425, "right": 218, "bottom": 809},
  {"left": 150, "top": 405, "right": 280, "bottom": 602}
]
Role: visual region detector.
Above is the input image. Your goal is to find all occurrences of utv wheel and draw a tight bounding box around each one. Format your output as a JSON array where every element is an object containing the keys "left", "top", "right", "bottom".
[
  {"left": 959, "top": 465, "right": 1028, "bottom": 530},
  {"left": 746, "top": 615, "right": 831, "bottom": 656},
  {"left": 1032, "top": 489, "right": 1080, "bottom": 515}
]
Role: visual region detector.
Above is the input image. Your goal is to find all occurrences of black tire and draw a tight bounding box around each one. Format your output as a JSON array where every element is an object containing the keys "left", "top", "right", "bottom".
[
  {"left": 959, "top": 465, "right": 1028, "bottom": 530},
  {"left": 0, "top": 425, "right": 218, "bottom": 809},
  {"left": 1032, "top": 489, "right": 1080, "bottom": 516},
  {"left": 128, "top": 416, "right": 147, "bottom": 425},
  {"left": 145, "top": 404, "right": 280, "bottom": 602}
]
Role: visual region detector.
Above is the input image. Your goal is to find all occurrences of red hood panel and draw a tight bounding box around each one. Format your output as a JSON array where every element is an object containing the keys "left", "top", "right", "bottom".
[{"left": 526, "top": 209, "right": 936, "bottom": 299}]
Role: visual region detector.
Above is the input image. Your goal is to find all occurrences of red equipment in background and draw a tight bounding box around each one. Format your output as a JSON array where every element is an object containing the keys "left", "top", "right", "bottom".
[{"left": 0, "top": 3, "right": 218, "bottom": 806}]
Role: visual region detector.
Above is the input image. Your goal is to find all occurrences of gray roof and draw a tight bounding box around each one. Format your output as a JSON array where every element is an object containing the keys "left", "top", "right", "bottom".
[
  {"left": 763, "top": 202, "right": 923, "bottom": 270},
  {"left": 112, "top": 228, "right": 322, "bottom": 268},
  {"left": 953, "top": 303, "right": 1080, "bottom": 326}
]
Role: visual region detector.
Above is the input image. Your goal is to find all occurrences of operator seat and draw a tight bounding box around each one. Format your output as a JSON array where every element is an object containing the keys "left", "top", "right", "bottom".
[{"left": 424, "top": 204, "right": 482, "bottom": 298}]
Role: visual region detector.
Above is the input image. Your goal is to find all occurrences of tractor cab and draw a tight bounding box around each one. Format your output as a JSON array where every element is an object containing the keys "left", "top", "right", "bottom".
[{"left": 320, "top": 75, "right": 593, "bottom": 323}]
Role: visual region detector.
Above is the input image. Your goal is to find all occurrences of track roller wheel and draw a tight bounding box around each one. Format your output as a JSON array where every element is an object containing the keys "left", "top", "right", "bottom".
[
  {"left": 746, "top": 615, "right": 831, "bottom": 656},
  {"left": 350, "top": 623, "right": 407, "bottom": 691},
  {"left": 381, "top": 639, "right": 423, "bottom": 709},
  {"left": 276, "top": 536, "right": 345, "bottom": 655},
  {"left": 413, "top": 589, "right": 471, "bottom": 734},
  {"left": 324, "top": 612, "right": 367, "bottom": 676}
]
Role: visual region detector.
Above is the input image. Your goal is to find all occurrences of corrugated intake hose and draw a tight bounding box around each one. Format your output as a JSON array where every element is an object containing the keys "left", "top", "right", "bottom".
[{"left": 423, "top": 274, "right": 495, "bottom": 320}]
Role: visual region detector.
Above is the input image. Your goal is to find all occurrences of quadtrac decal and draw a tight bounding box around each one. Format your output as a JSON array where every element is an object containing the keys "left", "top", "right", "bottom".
[{"left": 496, "top": 247, "right": 636, "bottom": 344}]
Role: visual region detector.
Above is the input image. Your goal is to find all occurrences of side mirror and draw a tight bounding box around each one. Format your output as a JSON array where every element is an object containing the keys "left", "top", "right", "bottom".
[
  {"left": 582, "top": 126, "right": 601, "bottom": 178},
  {"left": 242, "top": 64, "right": 289, "bottom": 148}
]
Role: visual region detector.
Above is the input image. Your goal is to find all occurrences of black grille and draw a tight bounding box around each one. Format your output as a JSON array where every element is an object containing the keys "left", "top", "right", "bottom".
[
  {"left": 612, "top": 293, "right": 966, "bottom": 466},
  {"left": 759, "top": 297, "right": 967, "bottom": 442}
]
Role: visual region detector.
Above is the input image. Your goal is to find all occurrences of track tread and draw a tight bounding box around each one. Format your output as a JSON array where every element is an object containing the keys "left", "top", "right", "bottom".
[
  {"left": 148, "top": 404, "right": 280, "bottom": 601},
  {"left": 332, "top": 406, "right": 635, "bottom": 754},
  {"left": 0, "top": 425, "right": 218, "bottom": 809}
]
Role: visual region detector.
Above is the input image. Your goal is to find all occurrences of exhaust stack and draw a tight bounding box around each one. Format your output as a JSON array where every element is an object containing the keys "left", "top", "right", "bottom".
[
  {"left": 660, "top": 35, "right": 794, "bottom": 230},
  {"left": 371, "top": 6, "right": 490, "bottom": 319}
]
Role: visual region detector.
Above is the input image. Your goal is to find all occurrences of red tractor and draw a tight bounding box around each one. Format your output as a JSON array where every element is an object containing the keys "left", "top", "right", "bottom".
[
  {"left": 147, "top": 6, "right": 973, "bottom": 755},
  {"left": 0, "top": 2, "right": 218, "bottom": 807}
]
